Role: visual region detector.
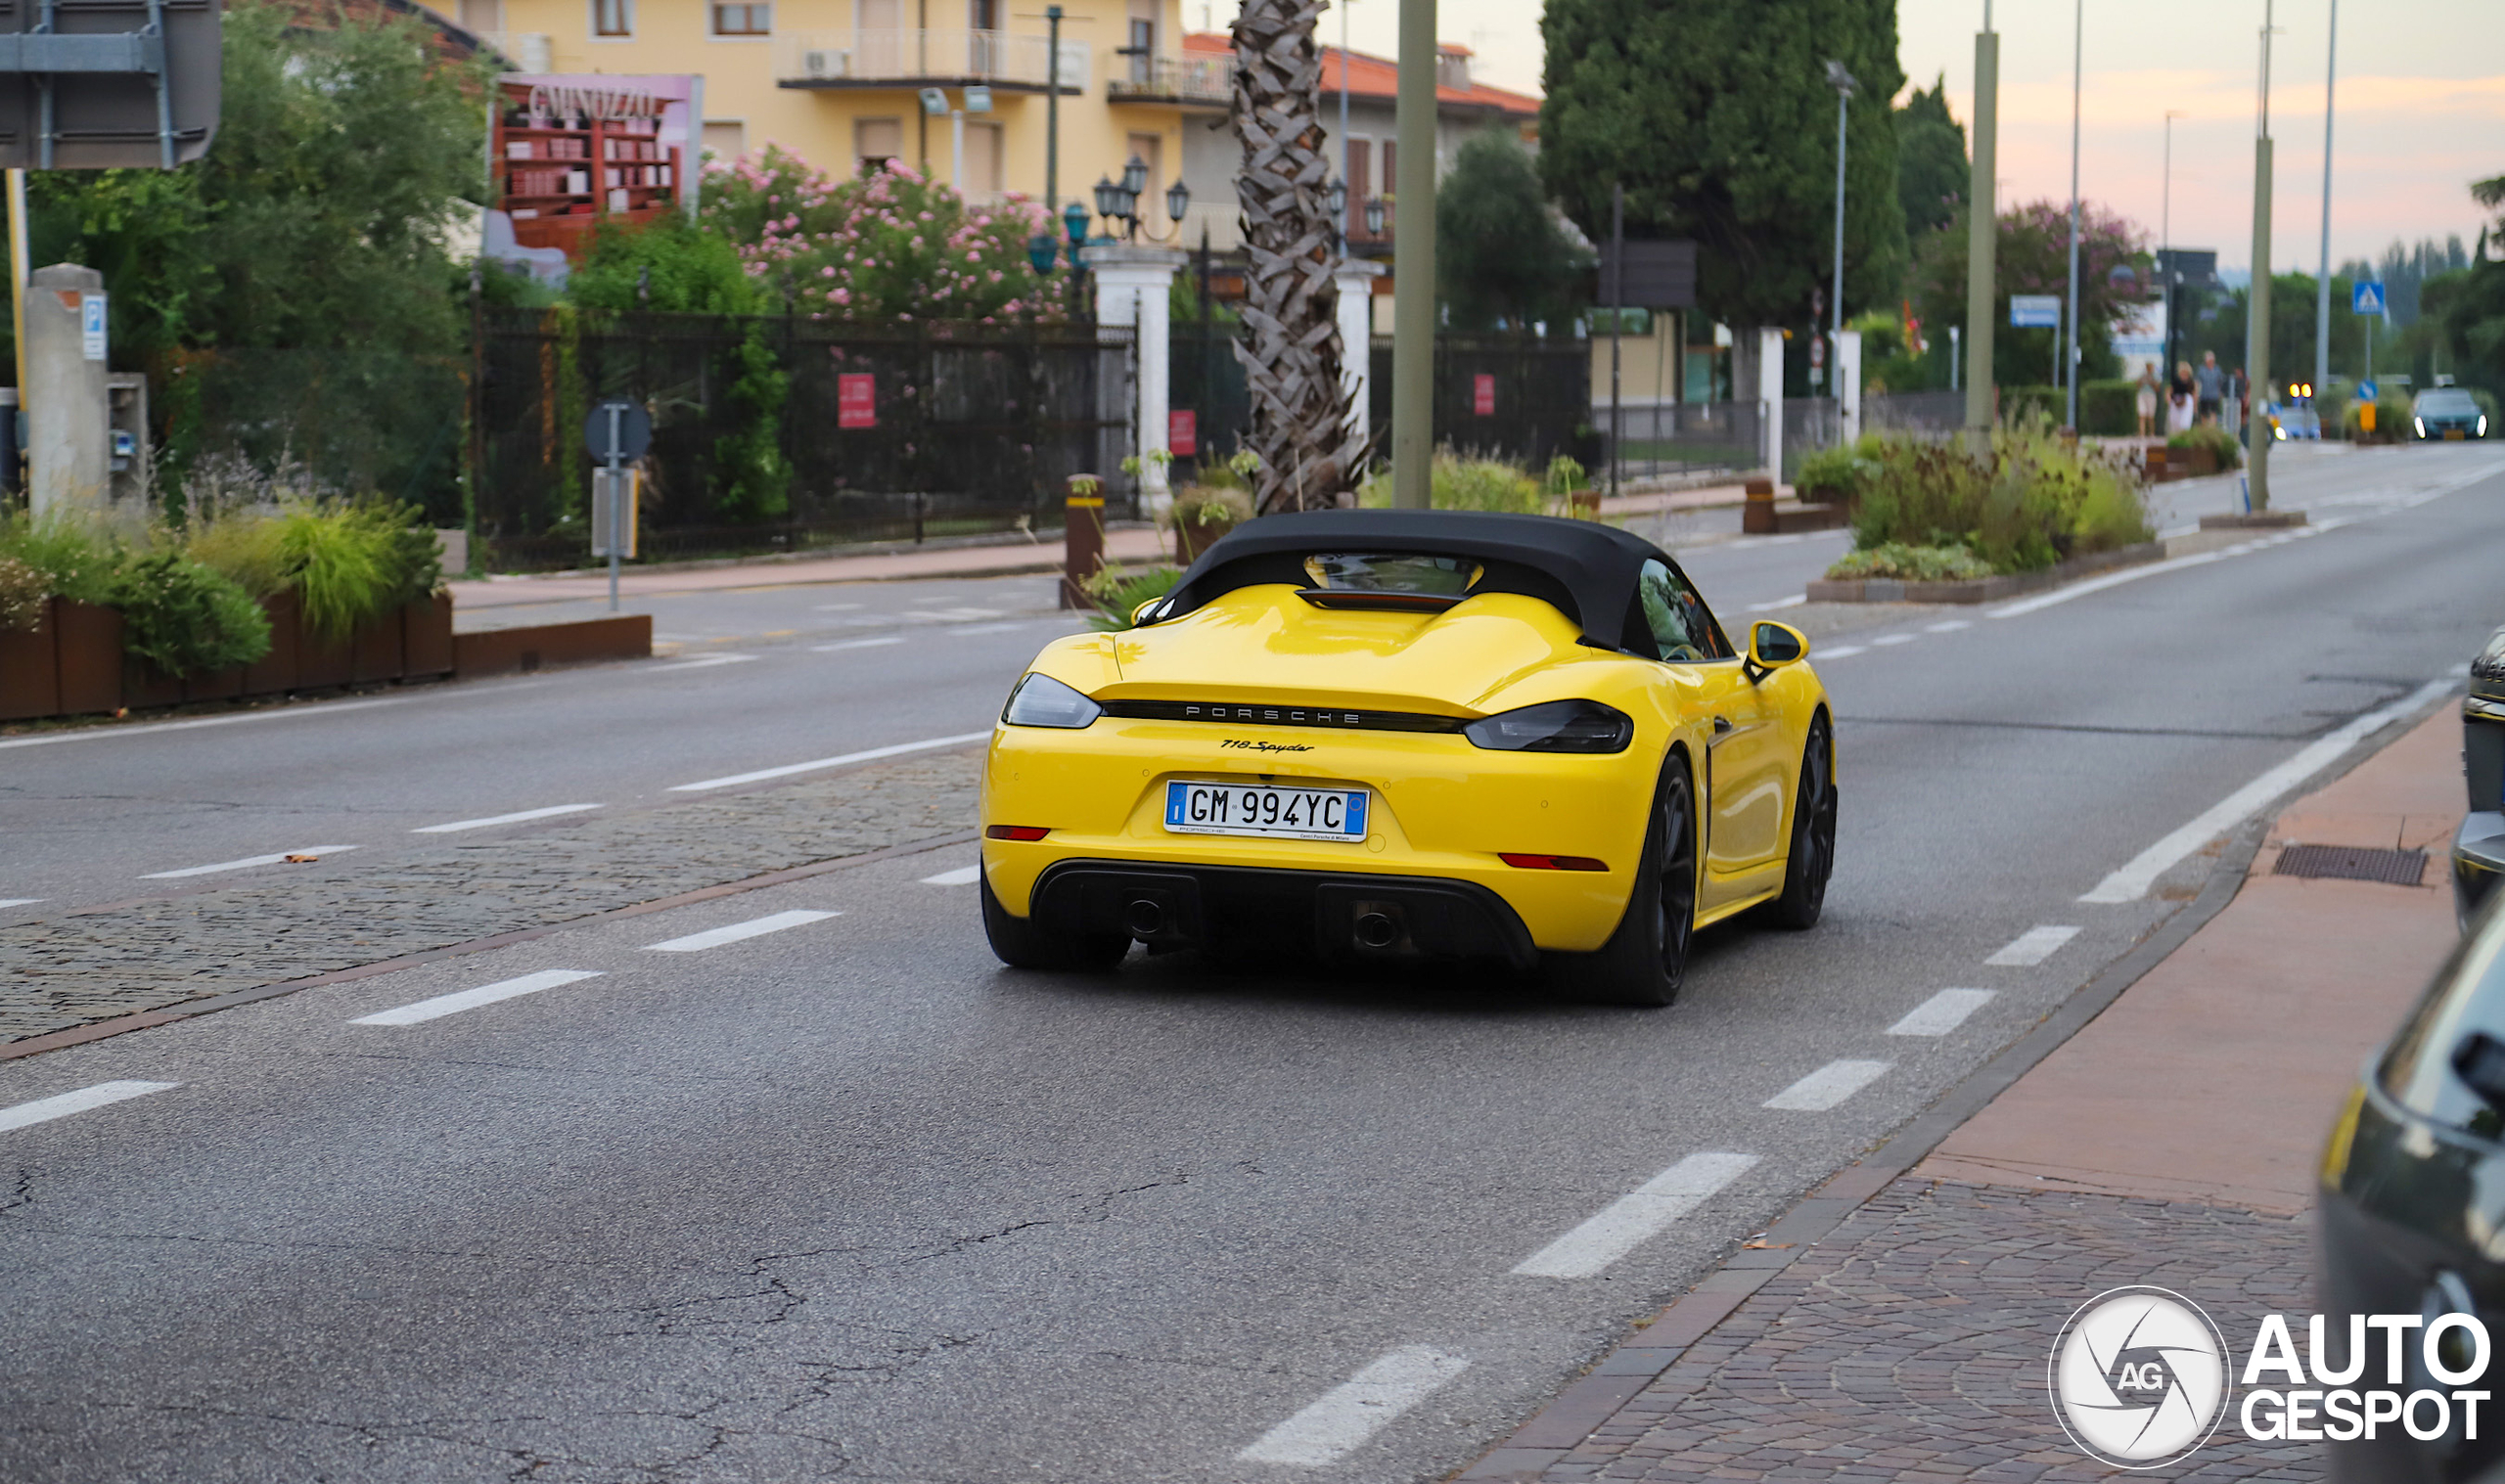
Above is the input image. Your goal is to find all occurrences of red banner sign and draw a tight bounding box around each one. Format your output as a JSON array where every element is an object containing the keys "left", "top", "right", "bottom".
[
  {"left": 838, "top": 373, "right": 877, "bottom": 429},
  {"left": 1168, "top": 409, "right": 1198, "bottom": 457},
  {"left": 1473, "top": 374, "right": 1496, "bottom": 417}
]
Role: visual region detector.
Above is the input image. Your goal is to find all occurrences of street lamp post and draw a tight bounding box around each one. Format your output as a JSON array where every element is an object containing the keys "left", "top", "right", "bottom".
[
  {"left": 1964, "top": 0, "right": 1997, "bottom": 431},
  {"left": 2315, "top": 0, "right": 2337, "bottom": 394},
  {"left": 2249, "top": 0, "right": 2278, "bottom": 511},
  {"left": 1825, "top": 60, "right": 1855, "bottom": 370},
  {"left": 2063, "top": 0, "right": 2082, "bottom": 430},
  {"left": 1389, "top": 0, "right": 1435, "bottom": 509},
  {"left": 2162, "top": 109, "right": 2184, "bottom": 384},
  {"left": 1044, "top": 4, "right": 1063, "bottom": 214}
]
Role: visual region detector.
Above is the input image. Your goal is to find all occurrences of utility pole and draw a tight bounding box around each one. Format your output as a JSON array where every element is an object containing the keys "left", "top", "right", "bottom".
[
  {"left": 1610, "top": 181, "right": 1622, "bottom": 499},
  {"left": 1389, "top": 0, "right": 1435, "bottom": 508},
  {"left": 2248, "top": 0, "right": 2276, "bottom": 510},
  {"left": 2162, "top": 109, "right": 2183, "bottom": 382},
  {"left": 1963, "top": 0, "right": 1997, "bottom": 431},
  {"left": 2063, "top": 0, "right": 2082, "bottom": 429},
  {"left": 1045, "top": 5, "right": 1062, "bottom": 213},
  {"left": 2315, "top": 0, "right": 2336, "bottom": 393},
  {"left": 1339, "top": 0, "right": 1350, "bottom": 213},
  {"left": 1827, "top": 61, "right": 1853, "bottom": 357}
]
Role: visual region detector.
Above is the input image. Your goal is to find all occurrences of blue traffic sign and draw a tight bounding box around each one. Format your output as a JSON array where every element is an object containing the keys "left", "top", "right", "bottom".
[
  {"left": 2352, "top": 281, "right": 2387, "bottom": 316},
  {"left": 2010, "top": 293, "right": 2062, "bottom": 329},
  {"left": 2355, "top": 380, "right": 2377, "bottom": 401}
]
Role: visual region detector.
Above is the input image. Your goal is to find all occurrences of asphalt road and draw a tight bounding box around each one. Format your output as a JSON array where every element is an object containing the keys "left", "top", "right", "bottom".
[{"left": 2, "top": 443, "right": 2500, "bottom": 1483}]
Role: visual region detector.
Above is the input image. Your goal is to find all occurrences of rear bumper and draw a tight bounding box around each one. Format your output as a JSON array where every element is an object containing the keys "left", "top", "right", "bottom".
[
  {"left": 1030, "top": 858, "right": 1543, "bottom": 971},
  {"left": 2456, "top": 812, "right": 2505, "bottom": 928}
]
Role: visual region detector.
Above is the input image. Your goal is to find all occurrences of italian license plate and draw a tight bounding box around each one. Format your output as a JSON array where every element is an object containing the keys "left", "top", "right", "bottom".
[
  {"left": 2446, "top": 429, "right": 2467, "bottom": 440},
  {"left": 1163, "top": 781, "right": 1369, "bottom": 842}
]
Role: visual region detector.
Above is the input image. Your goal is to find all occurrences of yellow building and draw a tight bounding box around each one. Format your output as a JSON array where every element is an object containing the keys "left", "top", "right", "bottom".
[{"left": 433, "top": 0, "right": 1217, "bottom": 235}]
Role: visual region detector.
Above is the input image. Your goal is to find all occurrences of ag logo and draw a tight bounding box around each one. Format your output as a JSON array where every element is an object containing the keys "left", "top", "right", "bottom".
[{"left": 2050, "top": 1285, "right": 2230, "bottom": 1467}]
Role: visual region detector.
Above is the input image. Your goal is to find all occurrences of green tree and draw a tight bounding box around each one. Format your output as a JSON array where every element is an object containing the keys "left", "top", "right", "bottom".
[
  {"left": 1908, "top": 199, "right": 2150, "bottom": 385},
  {"left": 1538, "top": 0, "right": 1906, "bottom": 329},
  {"left": 1893, "top": 74, "right": 1967, "bottom": 244},
  {"left": 1435, "top": 128, "right": 1592, "bottom": 332},
  {"left": 570, "top": 214, "right": 762, "bottom": 315}
]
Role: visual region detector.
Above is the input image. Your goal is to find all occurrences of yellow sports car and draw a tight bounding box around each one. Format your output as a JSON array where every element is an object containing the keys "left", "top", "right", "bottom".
[{"left": 978, "top": 510, "right": 1835, "bottom": 1005}]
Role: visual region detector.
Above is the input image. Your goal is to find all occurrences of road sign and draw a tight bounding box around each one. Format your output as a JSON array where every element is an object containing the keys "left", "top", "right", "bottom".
[
  {"left": 590, "top": 468, "right": 639, "bottom": 559},
  {"left": 0, "top": 3, "right": 222, "bottom": 168},
  {"left": 2010, "top": 294, "right": 2061, "bottom": 329},
  {"left": 79, "top": 292, "right": 106, "bottom": 362},
  {"left": 1473, "top": 374, "right": 1496, "bottom": 417},
  {"left": 2352, "top": 281, "right": 2386, "bottom": 316},
  {"left": 2355, "top": 380, "right": 2377, "bottom": 401},
  {"left": 1167, "top": 409, "right": 1197, "bottom": 457},
  {"left": 837, "top": 373, "right": 877, "bottom": 429},
  {"left": 583, "top": 398, "right": 652, "bottom": 463}
]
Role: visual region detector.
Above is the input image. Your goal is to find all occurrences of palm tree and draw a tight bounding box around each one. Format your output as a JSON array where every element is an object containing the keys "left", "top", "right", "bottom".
[{"left": 1230, "top": 0, "right": 1364, "bottom": 512}]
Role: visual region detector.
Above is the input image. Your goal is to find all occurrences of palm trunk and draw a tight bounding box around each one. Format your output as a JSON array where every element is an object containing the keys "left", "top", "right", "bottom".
[{"left": 1232, "top": 0, "right": 1363, "bottom": 513}]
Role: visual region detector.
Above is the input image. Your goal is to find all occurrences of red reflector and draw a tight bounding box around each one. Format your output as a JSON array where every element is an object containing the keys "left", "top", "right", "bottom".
[
  {"left": 1499, "top": 853, "right": 1607, "bottom": 872},
  {"left": 985, "top": 826, "right": 1051, "bottom": 841}
]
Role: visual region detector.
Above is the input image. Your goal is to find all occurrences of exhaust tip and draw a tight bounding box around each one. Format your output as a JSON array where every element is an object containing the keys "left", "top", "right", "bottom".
[
  {"left": 1353, "top": 911, "right": 1399, "bottom": 950},
  {"left": 1125, "top": 898, "right": 1165, "bottom": 937}
]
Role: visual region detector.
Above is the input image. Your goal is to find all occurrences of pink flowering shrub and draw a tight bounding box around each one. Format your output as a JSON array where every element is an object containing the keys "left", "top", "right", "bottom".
[{"left": 701, "top": 145, "right": 1061, "bottom": 324}]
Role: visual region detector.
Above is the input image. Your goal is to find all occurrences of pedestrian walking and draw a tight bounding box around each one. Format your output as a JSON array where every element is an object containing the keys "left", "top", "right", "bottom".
[
  {"left": 2135, "top": 366, "right": 2160, "bottom": 438},
  {"left": 2167, "top": 361, "right": 2196, "bottom": 435},
  {"left": 2195, "top": 351, "right": 2225, "bottom": 426},
  {"left": 2226, "top": 366, "right": 2248, "bottom": 437}
]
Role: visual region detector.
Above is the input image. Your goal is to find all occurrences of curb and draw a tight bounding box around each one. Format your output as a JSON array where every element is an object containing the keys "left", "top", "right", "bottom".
[
  {"left": 1448, "top": 682, "right": 2461, "bottom": 1482},
  {"left": 1805, "top": 540, "right": 2165, "bottom": 606}
]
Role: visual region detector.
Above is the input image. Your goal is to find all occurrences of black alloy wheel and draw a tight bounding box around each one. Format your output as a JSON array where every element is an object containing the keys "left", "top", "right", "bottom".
[
  {"left": 1549, "top": 757, "right": 1697, "bottom": 1008},
  {"left": 1771, "top": 716, "right": 1837, "bottom": 930}
]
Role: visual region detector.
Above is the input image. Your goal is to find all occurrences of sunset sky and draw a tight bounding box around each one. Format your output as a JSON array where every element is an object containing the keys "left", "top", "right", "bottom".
[{"left": 1259, "top": 0, "right": 2502, "bottom": 274}]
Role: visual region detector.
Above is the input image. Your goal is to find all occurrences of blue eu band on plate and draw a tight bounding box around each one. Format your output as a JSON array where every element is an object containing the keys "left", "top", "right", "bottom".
[{"left": 1164, "top": 782, "right": 1370, "bottom": 842}]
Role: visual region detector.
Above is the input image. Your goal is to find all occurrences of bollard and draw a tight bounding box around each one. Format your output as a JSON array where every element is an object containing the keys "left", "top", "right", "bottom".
[
  {"left": 1742, "top": 476, "right": 1777, "bottom": 536},
  {"left": 1061, "top": 474, "right": 1104, "bottom": 609}
]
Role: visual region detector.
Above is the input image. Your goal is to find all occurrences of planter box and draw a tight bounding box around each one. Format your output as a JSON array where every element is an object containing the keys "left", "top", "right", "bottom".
[
  {"left": 121, "top": 658, "right": 185, "bottom": 711},
  {"left": 0, "top": 599, "right": 61, "bottom": 721},
  {"left": 455, "top": 614, "right": 651, "bottom": 678},
  {"left": 52, "top": 602, "right": 123, "bottom": 716},
  {"left": 2199, "top": 510, "right": 2306, "bottom": 531},
  {"left": 245, "top": 589, "right": 300, "bottom": 696},
  {"left": 403, "top": 591, "right": 454, "bottom": 676},
  {"left": 350, "top": 606, "right": 405, "bottom": 683},
  {"left": 1806, "top": 541, "right": 2166, "bottom": 606}
]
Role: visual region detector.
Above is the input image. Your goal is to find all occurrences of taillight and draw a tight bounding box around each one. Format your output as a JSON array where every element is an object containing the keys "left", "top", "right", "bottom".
[
  {"left": 986, "top": 826, "right": 1051, "bottom": 841},
  {"left": 1499, "top": 853, "right": 1607, "bottom": 871}
]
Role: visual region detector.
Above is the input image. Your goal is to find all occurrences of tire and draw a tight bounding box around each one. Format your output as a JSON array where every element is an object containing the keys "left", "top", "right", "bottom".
[
  {"left": 980, "top": 871, "right": 1131, "bottom": 970},
  {"left": 1547, "top": 756, "right": 1699, "bottom": 1008},
  {"left": 1770, "top": 715, "right": 1837, "bottom": 930}
]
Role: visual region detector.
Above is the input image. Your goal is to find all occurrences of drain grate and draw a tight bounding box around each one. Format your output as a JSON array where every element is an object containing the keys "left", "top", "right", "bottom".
[{"left": 2274, "top": 844, "right": 2428, "bottom": 885}]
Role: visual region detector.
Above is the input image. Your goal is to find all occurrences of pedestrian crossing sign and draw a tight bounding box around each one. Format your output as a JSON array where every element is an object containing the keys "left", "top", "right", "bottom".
[{"left": 2352, "top": 281, "right": 2386, "bottom": 316}]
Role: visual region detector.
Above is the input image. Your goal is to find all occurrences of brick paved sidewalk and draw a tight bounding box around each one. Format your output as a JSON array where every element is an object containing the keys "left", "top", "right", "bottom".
[{"left": 1461, "top": 705, "right": 2466, "bottom": 1482}]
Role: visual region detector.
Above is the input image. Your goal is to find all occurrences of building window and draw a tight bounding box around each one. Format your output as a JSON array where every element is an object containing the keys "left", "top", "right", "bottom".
[
  {"left": 967, "top": 0, "right": 997, "bottom": 28},
  {"left": 964, "top": 120, "right": 1002, "bottom": 197},
  {"left": 854, "top": 116, "right": 902, "bottom": 176},
  {"left": 703, "top": 119, "right": 748, "bottom": 163},
  {"left": 712, "top": 2, "right": 770, "bottom": 35},
  {"left": 461, "top": 0, "right": 505, "bottom": 34},
  {"left": 591, "top": 0, "right": 628, "bottom": 34}
]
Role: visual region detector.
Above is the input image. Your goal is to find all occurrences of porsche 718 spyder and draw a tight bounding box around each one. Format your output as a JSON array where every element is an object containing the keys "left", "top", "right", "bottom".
[{"left": 976, "top": 510, "right": 1836, "bottom": 1006}]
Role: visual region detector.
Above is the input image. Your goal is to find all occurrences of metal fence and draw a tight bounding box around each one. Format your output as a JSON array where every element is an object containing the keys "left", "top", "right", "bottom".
[
  {"left": 1372, "top": 333, "right": 1596, "bottom": 472},
  {"left": 1863, "top": 389, "right": 1966, "bottom": 435},
  {"left": 1602, "top": 399, "right": 1763, "bottom": 479},
  {"left": 474, "top": 307, "right": 1135, "bottom": 568},
  {"left": 1169, "top": 320, "right": 1252, "bottom": 475},
  {"left": 160, "top": 346, "right": 469, "bottom": 524}
]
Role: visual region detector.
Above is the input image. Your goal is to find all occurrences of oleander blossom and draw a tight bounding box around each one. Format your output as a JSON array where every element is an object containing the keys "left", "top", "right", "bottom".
[{"left": 699, "top": 145, "right": 1062, "bottom": 323}]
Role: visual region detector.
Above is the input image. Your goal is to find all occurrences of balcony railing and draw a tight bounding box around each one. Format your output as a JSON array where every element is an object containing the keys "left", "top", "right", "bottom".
[
  {"left": 1106, "top": 53, "right": 1229, "bottom": 107},
  {"left": 776, "top": 29, "right": 1089, "bottom": 91}
]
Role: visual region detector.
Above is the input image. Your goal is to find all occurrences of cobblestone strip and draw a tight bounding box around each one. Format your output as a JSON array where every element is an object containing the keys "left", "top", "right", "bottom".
[
  {"left": 0, "top": 750, "right": 982, "bottom": 1044},
  {"left": 1500, "top": 1177, "right": 2318, "bottom": 1483}
]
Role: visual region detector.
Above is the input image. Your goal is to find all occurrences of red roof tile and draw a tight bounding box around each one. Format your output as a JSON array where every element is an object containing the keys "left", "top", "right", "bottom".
[{"left": 1181, "top": 32, "right": 1539, "bottom": 117}]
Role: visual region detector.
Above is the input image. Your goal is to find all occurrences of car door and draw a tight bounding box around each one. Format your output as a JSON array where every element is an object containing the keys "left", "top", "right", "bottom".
[{"left": 1634, "top": 559, "right": 1789, "bottom": 882}]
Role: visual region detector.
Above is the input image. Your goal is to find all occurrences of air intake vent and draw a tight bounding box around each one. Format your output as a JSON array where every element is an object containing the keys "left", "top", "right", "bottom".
[{"left": 2274, "top": 844, "right": 2428, "bottom": 885}]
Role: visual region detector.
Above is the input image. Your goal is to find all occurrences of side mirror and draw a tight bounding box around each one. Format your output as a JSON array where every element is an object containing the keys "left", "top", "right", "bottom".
[
  {"left": 1748, "top": 621, "right": 1808, "bottom": 674},
  {"left": 1131, "top": 596, "right": 1167, "bottom": 626}
]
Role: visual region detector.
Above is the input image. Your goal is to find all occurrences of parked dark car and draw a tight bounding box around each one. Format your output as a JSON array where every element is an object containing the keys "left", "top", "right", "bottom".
[
  {"left": 2461, "top": 628, "right": 2505, "bottom": 926},
  {"left": 2414, "top": 387, "right": 2489, "bottom": 441},
  {"left": 2320, "top": 894, "right": 2505, "bottom": 1481}
]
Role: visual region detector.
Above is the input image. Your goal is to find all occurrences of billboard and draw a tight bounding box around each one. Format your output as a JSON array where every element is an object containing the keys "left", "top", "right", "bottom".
[{"left": 492, "top": 73, "right": 700, "bottom": 260}]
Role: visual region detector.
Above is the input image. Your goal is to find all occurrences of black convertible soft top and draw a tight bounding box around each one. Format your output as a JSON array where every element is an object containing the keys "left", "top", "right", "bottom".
[{"left": 1151, "top": 509, "right": 1715, "bottom": 654}]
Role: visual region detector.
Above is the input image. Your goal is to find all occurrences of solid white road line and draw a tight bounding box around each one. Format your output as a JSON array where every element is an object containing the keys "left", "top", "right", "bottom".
[
  {"left": 1984, "top": 924, "right": 2080, "bottom": 967},
  {"left": 810, "top": 637, "right": 907, "bottom": 652},
  {"left": 657, "top": 653, "right": 758, "bottom": 671},
  {"left": 1889, "top": 988, "right": 1996, "bottom": 1037},
  {"left": 0, "top": 1080, "right": 179, "bottom": 1134},
  {"left": 2079, "top": 676, "right": 2456, "bottom": 904},
  {"left": 1926, "top": 619, "right": 1973, "bottom": 633},
  {"left": 1818, "top": 644, "right": 1867, "bottom": 660},
  {"left": 643, "top": 909, "right": 838, "bottom": 952},
  {"left": 1745, "top": 594, "right": 1807, "bottom": 611},
  {"left": 142, "top": 846, "right": 361, "bottom": 879},
  {"left": 0, "top": 899, "right": 40, "bottom": 910},
  {"left": 668, "top": 732, "right": 991, "bottom": 791},
  {"left": 1511, "top": 1151, "right": 1758, "bottom": 1279},
  {"left": 412, "top": 803, "right": 602, "bottom": 834},
  {"left": 921, "top": 865, "right": 981, "bottom": 886},
  {"left": 1236, "top": 1346, "right": 1472, "bottom": 1466},
  {"left": 0, "top": 695, "right": 426, "bottom": 750},
  {"left": 1871, "top": 633, "right": 1917, "bottom": 647},
  {"left": 351, "top": 969, "right": 604, "bottom": 1026},
  {"left": 1762, "top": 1059, "right": 1892, "bottom": 1111}
]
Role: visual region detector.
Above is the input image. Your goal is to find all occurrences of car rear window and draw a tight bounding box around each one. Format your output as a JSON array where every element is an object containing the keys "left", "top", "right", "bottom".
[
  {"left": 1302, "top": 553, "right": 1481, "bottom": 596},
  {"left": 2418, "top": 389, "right": 2476, "bottom": 414},
  {"left": 2377, "top": 905, "right": 2505, "bottom": 1138}
]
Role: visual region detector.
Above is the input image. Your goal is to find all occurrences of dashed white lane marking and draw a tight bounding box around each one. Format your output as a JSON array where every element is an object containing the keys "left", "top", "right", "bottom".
[
  {"left": 1511, "top": 1151, "right": 1758, "bottom": 1279},
  {"left": 1871, "top": 632, "right": 1917, "bottom": 647},
  {"left": 945, "top": 621, "right": 1029, "bottom": 636},
  {"left": 0, "top": 1080, "right": 180, "bottom": 1133},
  {"left": 1745, "top": 594, "right": 1807, "bottom": 611},
  {"left": 0, "top": 899, "right": 40, "bottom": 910},
  {"left": 1762, "top": 1059, "right": 1892, "bottom": 1111},
  {"left": 921, "top": 865, "right": 981, "bottom": 886},
  {"left": 1926, "top": 619, "right": 1973, "bottom": 633},
  {"left": 1817, "top": 644, "right": 1867, "bottom": 660},
  {"left": 657, "top": 653, "right": 759, "bottom": 672},
  {"left": 669, "top": 732, "right": 990, "bottom": 792},
  {"left": 643, "top": 909, "right": 839, "bottom": 953},
  {"left": 413, "top": 803, "right": 602, "bottom": 834},
  {"left": 352, "top": 969, "right": 604, "bottom": 1026},
  {"left": 810, "top": 636, "right": 907, "bottom": 652},
  {"left": 903, "top": 606, "right": 1005, "bottom": 621},
  {"left": 1890, "top": 989, "right": 1996, "bottom": 1037},
  {"left": 812, "top": 603, "right": 864, "bottom": 611},
  {"left": 1236, "top": 1346, "right": 1472, "bottom": 1466},
  {"left": 2079, "top": 675, "right": 2455, "bottom": 904},
  {"left": 142, "top": 846, "right": 361, "bottom": 879},
  {"left": 1984, "top": 924, "right": 2080, "bottom": 967}
]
